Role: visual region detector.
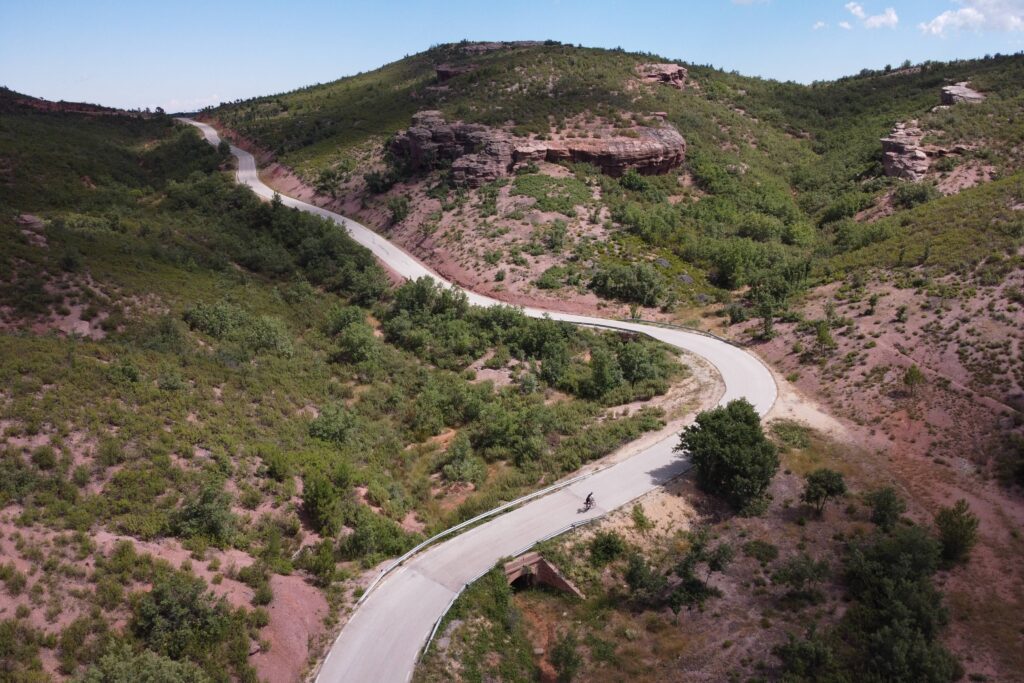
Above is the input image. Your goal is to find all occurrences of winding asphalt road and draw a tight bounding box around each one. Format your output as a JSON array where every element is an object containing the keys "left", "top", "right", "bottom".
[{"left": 182, "top": 119, "right": 777, "bottom": 683}]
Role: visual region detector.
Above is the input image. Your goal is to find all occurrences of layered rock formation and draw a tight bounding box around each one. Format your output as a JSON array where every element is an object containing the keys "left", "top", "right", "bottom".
[
  {"left": 941, "top": 82, "right": 985, "bottom": 105},
  {"left": 636, "top": 63, "right": 688, "bottom": 90},
  {"left": 389, "top": 111, "right": 686, "bottom": 187},
  {"left": 435, "top": 63, "right": 475, "bottom": 81},
  {"left": 880, "top": 121, "right": 969, "bottom": 182},
  {"left": 881, "top": 122, "right": 930, "bottom": 181}
]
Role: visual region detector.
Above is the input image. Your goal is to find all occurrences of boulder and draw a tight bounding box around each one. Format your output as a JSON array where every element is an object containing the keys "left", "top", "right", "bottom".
[
  {"left": 636, "top": 63, "right": 688, "bottom": 90},
  {"left": 941, "top": 82, "right": 985, "bottom": 105}
]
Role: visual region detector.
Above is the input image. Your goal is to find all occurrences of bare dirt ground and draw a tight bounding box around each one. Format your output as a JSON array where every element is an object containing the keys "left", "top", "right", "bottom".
[{"left": 734, "top": 272, "right": 1024, "bottom": 679}]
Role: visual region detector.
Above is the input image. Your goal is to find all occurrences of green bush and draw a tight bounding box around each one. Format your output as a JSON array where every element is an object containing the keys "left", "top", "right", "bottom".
[
  {"left": 589, "top": 263, "right": 665, "bottom": 306},
  {"left": 172, "top": 484, "right": 235, "bottom": 546},
  {"left": 934, "top": 499, "right": 979, "bottom": 565},
  {"left": 588, "top": 530, "right": 626, "bottom": 566},
  {"left": 865, "top": 487, "right": 906, "bottom": 531},
  {"left": 677, "top": 399, "right": 778, "bottom": 513},
  {"left": 308, "top": 404, "right": 356, "bottom": 444}
]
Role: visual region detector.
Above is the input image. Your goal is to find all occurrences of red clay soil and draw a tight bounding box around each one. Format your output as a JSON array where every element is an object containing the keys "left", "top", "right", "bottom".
[{"left": 735, "top": 275, "right": 1024, "bottom": 678}]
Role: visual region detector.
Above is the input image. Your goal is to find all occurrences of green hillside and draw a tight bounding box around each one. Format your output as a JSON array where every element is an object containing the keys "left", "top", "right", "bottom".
[
  {"left": 209, "top": 45, "right": 1024, "bottom": 311},
  {"left": 0, "top": 91, "right": 689, "bottom": 680}
]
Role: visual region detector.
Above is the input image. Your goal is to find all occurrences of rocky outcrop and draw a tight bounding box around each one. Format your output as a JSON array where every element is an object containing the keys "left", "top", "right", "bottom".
[
  {"left": 941, "top": 82, "right": 985, "bottom": 105},
  {"left": 435, "top": 63, "right": 475, "bottom": 81},
  {"left": 389, "top": 111, "right": 686, "bottom": 187},
  {"left": 881, "top": 122, "right": 930, "bottom": 181},
  {"left": 881, "top": 121, "right": 970, "bottom": 182},
  {"left": 457, "top": 40, "right": 545, "bottom": 55},
  {"left": 544, "top": 127, "right": 686, "bottom": 176},
  {"left": 636, "top": 63, "right": 688, "bottom": 90}
]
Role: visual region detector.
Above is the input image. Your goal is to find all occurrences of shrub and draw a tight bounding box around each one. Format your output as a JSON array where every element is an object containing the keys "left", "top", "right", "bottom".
[
  {"left": 865, "top": 486, "right": 906, "bottom": 531},
  {"left": 589, "top": 263, "right": 665, "bottom": 307},
  {"left": 894, "top": 182, "right": 940, "bottom": 209},
  {"left": 935, "top": 499, "right": 979, "bottom": 565},
  {"left": 742, "top": 539, "right": 779, "bottom": 565},
  {"left": 302, "top": 471, "right": 343, "bottom": 536},
  {"left": 550, "top": 630, "right": 582, "bottom": 682},
  {"left": 677, "top": 399, "right": 779, "bottom": 512},
  {"left": 511, "top": 174, "right": 590, "bottom": 216},
  {"left": 308, "top": 404, "right": 356, "bottom": 443},
  {"left": 172, "top": 484, "right": 235, "bottom": 546},
  {"left": 588, "top": 530, "right": 626, "bottom": 566},
  {"left": 386, "top": 195, "right": 409, "bottom": 225},
  {"left": 131, "top": 572, "right": 231, "bottom": 662},
  {"left": 773, "top": 553, "right": 829, "bottom": 604},
  {"left": 81, "top": 640, "right": 211, "bottom": 682},
  {"left": 31, "top": 446, "right": 57, "bottom": 470}
]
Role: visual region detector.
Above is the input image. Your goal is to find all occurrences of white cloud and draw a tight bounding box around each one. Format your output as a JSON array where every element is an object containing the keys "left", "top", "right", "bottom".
[
  {"left": 812, "top": 20, "right": 828, "bottom": 30},
  {"left": 865, "top": 7, "right": 899, "bottom": 28},
  {"left": 920, "top": 0, "right": 1024, "bottom": 36},
  {"left": 844, "top": 2, "right": 898, "bottom": 29}
]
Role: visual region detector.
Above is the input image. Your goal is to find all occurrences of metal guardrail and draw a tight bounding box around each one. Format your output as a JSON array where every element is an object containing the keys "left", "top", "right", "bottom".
[
  {"left": 417, "top": 515, "right": 601, "bottom": 662},
  {"left": 417, "top": 461, "right": 695, "bottom": 662},
  {"left": 356, "top": 462, "right": 613, "bottom": 606}
]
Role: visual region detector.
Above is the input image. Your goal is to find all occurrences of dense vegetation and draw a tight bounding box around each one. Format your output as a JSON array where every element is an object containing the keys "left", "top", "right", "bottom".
[{"left": 0, "top": 91, "right": 688, "bottom": 679}]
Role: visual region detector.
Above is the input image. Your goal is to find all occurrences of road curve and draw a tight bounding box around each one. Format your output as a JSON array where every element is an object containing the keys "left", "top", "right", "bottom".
[{"left": 182, "top": 119, "right": 777, "bottom": 683}]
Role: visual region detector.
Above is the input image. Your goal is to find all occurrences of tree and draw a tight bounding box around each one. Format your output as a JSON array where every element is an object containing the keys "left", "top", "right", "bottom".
[
  {"left": 587, "top": 346, "right": 623, "bottom": 398},
  {"left": 800, "top": 468, "right": 847, "bottom": 515},
  {"left": 676, "top": 399, "right": 779, "bottom": 512},
  {"left": 866, "top": 486, "right": 906, "bottom": 531},
  {"left": 935, "top": 499, "right": 979, "bottom": 565},
  {"left": 904, "top": 364, "right": 927, "bottom": 396},
  {"left": 302, "top": 471, "right": 342, "bottom": 536}
]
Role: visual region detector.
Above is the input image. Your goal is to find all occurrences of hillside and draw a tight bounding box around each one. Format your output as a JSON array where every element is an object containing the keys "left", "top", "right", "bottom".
[
  {"left": 207, "top": 43, "right": 1023, "bottom": 467},
  {"left": 0, "top": 89, "right": 704, "bottom": 681},
  {"left": 1, "top": 40, "right": 1022, "bottom": 683},
  {"left": 205, "top": 42, "right": 1024, "bottom": 681}
]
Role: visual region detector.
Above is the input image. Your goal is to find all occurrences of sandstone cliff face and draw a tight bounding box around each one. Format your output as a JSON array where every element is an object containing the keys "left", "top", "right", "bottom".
[
  {"left": 941, "top": 82, "right": 985, "bottom": 105},
  {"left": 389, "top": 111, "right": 686, "bottom": 187},
  {"left": 880, "top": 121, "right": 969, "bottom": 182},
  {"left": 636, "top": 63, "right": 688, "bottom": 90},
  {"left": 435, "top": 63, "right": 475, "bottom": 81},
  {"left": 881, "top": 122, "right": 931, "bottom": 181}
]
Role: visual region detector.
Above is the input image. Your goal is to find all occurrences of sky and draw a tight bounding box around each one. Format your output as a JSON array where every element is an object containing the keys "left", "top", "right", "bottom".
[{"left": 1, "top": 0, "right": 1022, "bottom": 112}]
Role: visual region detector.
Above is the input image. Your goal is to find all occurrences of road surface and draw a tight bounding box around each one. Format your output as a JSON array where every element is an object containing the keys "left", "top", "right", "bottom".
[{"left": 182, "top": 119, "right": 777, "bottom": 683}]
